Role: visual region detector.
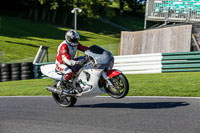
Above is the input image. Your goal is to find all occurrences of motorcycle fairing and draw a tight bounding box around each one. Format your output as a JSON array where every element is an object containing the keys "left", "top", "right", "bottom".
[
  {"left": 106, "top": 69, "right": 121, "bottom": 78},
  {"left": 77, "top": 69, "right": 106, "bottom": 97},
  {"left": 40, "top": 64, "right": 62, "bottom": 80}
]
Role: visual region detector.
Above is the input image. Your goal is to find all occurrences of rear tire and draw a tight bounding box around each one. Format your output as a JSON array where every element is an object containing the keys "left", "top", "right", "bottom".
[
  {"left": 105, "top": 73, "right": 129, "bottom": 99},
  {"left": 52, "top": 81, "right": 77, "bottom": 107}
]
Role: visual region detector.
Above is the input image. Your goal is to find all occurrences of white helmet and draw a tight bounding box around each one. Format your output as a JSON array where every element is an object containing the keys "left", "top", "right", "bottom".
[{"left": 65, "top": 30, "right": 80, "bottom": 47}]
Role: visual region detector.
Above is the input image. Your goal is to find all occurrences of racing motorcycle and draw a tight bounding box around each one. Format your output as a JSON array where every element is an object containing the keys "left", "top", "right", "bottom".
[{"left": 41, "top": 45, "right": 129, "bottom": 107}]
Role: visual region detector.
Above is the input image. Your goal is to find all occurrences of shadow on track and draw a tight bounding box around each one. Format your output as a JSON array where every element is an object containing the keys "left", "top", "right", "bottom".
[{"left": 76, "top": 102, "right": 189, "bottom": 109}]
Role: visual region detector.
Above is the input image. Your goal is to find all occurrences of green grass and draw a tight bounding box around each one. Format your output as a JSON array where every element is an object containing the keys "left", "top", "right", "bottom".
[
  {"left": 0, "top": 72, "right": 200, "bottom": 97},
  {"left": 110, "top": 15, "right": 145, "bottom": 31},
  {"left": 108, "top": 14, "right": 157, "bottom": 31},
  {"left": 0, "top": 15, "right": 120, "bottom": 63},
  {"left": 127, "top": 72, "right": 200, "bottom": 97},
  {"left": 0, "top": 78, "right": 53, "bottom": 96}
]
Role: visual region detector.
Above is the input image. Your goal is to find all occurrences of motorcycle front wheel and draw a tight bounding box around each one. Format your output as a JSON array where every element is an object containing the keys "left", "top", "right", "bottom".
[
  {"left": 105, "top": 73, "right": 129, "bottom": 99},
  {"left": 52, "top": 82, "right": 77, "bottom": 107}
]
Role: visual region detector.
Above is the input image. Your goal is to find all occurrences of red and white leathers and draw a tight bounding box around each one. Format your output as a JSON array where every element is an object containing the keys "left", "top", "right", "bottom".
[{"left": 56, "top": 40, "right": 88, "bottom": 80}]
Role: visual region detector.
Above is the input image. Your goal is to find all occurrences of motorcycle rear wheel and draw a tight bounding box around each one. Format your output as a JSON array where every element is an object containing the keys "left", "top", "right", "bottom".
[
  {"left": 52, "top": 82, "right": 77, "bottom": 107},
  {"left": 105, "top": 73, "right": 129, "bottom": 99}
]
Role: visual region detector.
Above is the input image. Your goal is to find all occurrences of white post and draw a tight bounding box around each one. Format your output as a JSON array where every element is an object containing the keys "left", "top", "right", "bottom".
[
  {"left": 2, "top": 52, "right": 4, "bottom": 64},
  {"left": 0, "top": 52, "right": 4, "bottom": 64},
  {"left": 74, "top": 10, "right": 77, "bottom": 31},
  {"left": 71, "top": 8, "right": 82, "bottom": 31}
]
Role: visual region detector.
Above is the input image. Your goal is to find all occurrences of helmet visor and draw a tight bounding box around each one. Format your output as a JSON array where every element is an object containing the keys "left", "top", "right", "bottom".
[{"left": 70, "top": 37, "right": 79, "bottom": 43}]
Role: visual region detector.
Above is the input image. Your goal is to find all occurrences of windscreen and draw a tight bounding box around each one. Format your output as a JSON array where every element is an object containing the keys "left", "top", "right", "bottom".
[
  {"left": 87, "top": 45, "right": 105, "bottom": 54},
  {"left": 85, "top": 45, "right": 113, "bottom": 65}
]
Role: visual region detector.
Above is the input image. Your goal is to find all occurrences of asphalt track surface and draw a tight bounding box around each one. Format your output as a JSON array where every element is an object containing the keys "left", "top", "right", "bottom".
[{"left": 0, "top": 96, "right": 200, "bottom": 133}]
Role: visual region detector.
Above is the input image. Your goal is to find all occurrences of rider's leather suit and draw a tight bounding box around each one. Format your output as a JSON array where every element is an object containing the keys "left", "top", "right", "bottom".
[{"left": 56, "top": 40, "right": 88, "bottom": 80}]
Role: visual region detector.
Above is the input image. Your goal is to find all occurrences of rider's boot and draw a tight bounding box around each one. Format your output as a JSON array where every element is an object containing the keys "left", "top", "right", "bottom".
[
  {"left": 57, "top": 80, "right": 69, "bottom": 93},
  {"left": 62, "top": 72, "right": 75, "bottom": 93},
  {"left": 75, "top": 83, "right": 83, "bottom": 94},
  {"left": 64, "top": 72, "right": 83, "bottom": 94}
]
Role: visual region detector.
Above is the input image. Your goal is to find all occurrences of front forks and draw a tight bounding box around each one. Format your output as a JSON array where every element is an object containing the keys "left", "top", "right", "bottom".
[{"left": 102, "top": 71, "right": 114, "bottom": 88}]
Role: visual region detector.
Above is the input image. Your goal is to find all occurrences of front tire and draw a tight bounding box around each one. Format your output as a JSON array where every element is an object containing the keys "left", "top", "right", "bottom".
[
  {"left": 105, "top": 73, "right": 129, "bottom": 99},
  {"left": 52, "top": 81, "right": 77, "bottom": 107}
]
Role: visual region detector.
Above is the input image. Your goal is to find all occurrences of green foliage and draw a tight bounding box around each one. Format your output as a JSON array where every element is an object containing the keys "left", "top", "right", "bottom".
[
  {"left": 38, "top": 0, "right": 45, "bottom": 5},
  {"left": 125, "top": 0, "right": 146, "bottom": 15},
  {"left": 110, "top": 0, "right": 146, "bottom": 15},
  {"left": 21, "top": 0, "right": 113, "bottom": 21},
  {"left": 71, "top": 0, "right": 113, "bottom": 18},
  {"left": 50, "top": 1, "right": 59, "bottom": 10},
  {"left": 37, "top": 0, "right": 59, "bottom": 10}
]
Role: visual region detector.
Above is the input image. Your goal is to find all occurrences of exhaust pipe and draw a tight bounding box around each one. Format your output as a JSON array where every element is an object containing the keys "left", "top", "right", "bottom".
[
  {"left": 46, "top": 86, "right": 62, "bottom": 95},
  {"left": 46, "top": 86, "right": 78, "bottom": 97}
]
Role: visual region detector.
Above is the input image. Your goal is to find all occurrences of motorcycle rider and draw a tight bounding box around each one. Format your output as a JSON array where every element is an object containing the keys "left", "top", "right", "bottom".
[{"left": 56, "top": 30, "right": 88, "bottom": 82}]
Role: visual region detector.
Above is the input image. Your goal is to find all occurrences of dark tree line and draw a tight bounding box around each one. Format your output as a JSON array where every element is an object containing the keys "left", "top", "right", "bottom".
[
  {"left": 119, "top": 0, "right": 146, "bottom": 15},
  {"left": 21, "top": 0, "right": 113, "bottom": 24},
  {"left": 0, "top": 0, "right": 146, "bottom": 24}
]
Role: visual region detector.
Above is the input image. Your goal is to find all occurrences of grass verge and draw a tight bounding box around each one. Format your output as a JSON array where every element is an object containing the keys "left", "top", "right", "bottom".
[
  {"left": 0, "top": 72, "right": 200, "bottom": 97},
  {"left": 127, "top": 72, "right": 200, "bottom": 97},
  {"left": 0, "top": 78, "right": 53, "bottom": 96}
]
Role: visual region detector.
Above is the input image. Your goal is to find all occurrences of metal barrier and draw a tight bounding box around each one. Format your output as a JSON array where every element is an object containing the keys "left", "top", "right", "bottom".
[
  {"left": 114, "top": 51, "right": 200, "bottom": 74},
  {"left": 162, "top": 51, "right": 200, "bottom": 72},
  {"left": 145, "top": 0, "right": 200, "bottom": 28},
  {"left": 34, "top": 51, "right": 200, "bottom": 78},
  {"left": 114, "top": 53, "right": 163, "bottom": 74}
]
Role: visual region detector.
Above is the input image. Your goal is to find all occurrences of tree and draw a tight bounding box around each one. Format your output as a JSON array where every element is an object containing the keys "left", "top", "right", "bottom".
[
  {"left": 119, "top": 0, "right": 125, "bottom": 14},
  {"left": 125, "top": 0, "right": 146, "bottom": 15},
  {"left": 23, "top": 0, "right": 35, "bottom": 18},
  {"left": 38, "top": 0, "right": 48, "bottom": 20},
  {"left": 22, "top": 0, "right": 112, "bottom": 24},
  {"left": 50, "top": 0, "right": 59, "bottom": 23},
  {"left": 72, "top": 0, "right": 112, "bottom": 18},
  {"left": 38, "top": 0, "right": 59, "bottom": 23},
  {"left": 61, "top": 0, "right": 74, "bottom": 24}
]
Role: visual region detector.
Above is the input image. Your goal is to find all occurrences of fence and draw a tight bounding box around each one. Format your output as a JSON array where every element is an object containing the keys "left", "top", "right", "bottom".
[
  {"left": 33, "top": 51, "right": 200, "bottom": 78},
  {"left": 162, "top": 51, "right": 200, "bottom": 72},
  {"left": 114, "top": 53, "right": 162, "bottom": 74},
  {"left": 1, "top": 51, "right": 200, "bottom": 82},
  {"left": 114, "top": 51, "right": 200, "bottom": 74},
  {"left": 145, "top": 0, "right": 200, "bottom": 28},
  {"left": 120, "top": 25, "right": 192, "bottom": 55}
]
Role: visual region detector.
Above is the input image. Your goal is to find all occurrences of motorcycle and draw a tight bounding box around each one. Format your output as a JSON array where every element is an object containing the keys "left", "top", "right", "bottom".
[{"left": 41, "top": 45, "right": 129, "bottom": 107}]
